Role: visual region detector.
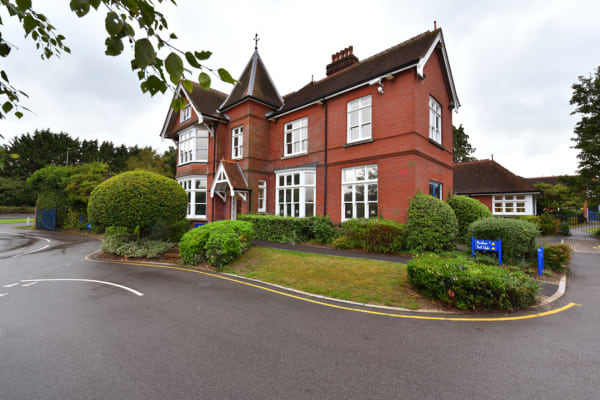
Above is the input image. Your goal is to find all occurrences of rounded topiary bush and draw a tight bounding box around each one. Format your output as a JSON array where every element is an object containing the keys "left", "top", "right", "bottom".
[
  {"left": 446, "top": 195, "right": 492, "bottom": 243},
  {"left": 88, "top": 170, "right": 187, "bottom": 235},
  {"left": 406, "top": 193, "right": 458, "bottom": 253},
  {"left": 179, "top": 220, "right": 254, "bottom": 267},
  {"left": 467, "top": 217, "right": 539, "bottom": 265}
]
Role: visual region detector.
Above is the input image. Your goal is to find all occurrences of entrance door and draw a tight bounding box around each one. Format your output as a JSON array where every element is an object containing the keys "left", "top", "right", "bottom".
[{"left": 231, "top": 194, "right": 243, "bottom": 220}]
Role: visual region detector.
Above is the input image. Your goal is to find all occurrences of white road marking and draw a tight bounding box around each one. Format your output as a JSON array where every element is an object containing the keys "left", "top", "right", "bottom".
[
  {"left": 0, "top": 293, "right": 7, "bottom": 297},
  {"left": 21, "top": 282, "right": 37, "bottom": 287},
  {"left": 20, "top": 279, "right": 144, "bottom": 296},
  {"left": 12, "top": 236, "right": 51, "bottom": 257},
  {"left": 3, "top": 283, "right": 20, "bottom": 288}
]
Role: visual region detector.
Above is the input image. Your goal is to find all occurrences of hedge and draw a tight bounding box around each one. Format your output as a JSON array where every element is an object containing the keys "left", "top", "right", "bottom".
[
  {"left": 333, "top": 218, "right": 406, "bottom": 253},
  {"left": 179, "top": 220, "right": 254, "bottom": 267},
  {"left": 238, "top": 214, "right": 335, "bottom": 244},
  {"left": 406, "top": 193, "right": 458, "bottom": 253},
  {"left": 446, "top": 195, "right": 492, "bottom": 242},
  {"left": 467, "top": 217, "right": 539, "bottom": 265},
  {"left": 87, "top": 170, "right": 187, "bottom": 236},
  {"left": 407, "top": 253, "right": 539, "bottom": 310}
]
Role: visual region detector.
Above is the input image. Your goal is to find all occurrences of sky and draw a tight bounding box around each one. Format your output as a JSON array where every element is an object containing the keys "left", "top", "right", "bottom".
[{"left": 1, "top": 0, "right": 599, "bottom": 178}]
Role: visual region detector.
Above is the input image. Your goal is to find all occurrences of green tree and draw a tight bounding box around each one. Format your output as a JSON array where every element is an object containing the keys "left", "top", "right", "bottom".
[
  {"left": 570, "top": 66, "right": 600, "bottom": 204},
  {"left": 2, "top": 129, "right": 80, "bottom": 178},
  {"left": 1, "top": 0, "right": 236, "bottom": 120},
  {"left": 126, "top": 146, "right": 171, "bottom": 177},
  {"left": 64, "top": 162, "right": 111, "bottom": 213},
  {"left": 533, "top": 182, "right": 584, "bottom": 213},
  {"left": 161, "top": 145, "right": 177, "bottom": 177},
  {"left": 453, "top": 124, "right": 477, "bottom": 163},
  {"left": 0, "top": 176, "right": 35, "bottom": 206}
]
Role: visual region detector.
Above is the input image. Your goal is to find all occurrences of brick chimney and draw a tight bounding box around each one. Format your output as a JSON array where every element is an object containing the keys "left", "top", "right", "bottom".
[{"left": 326, "top": 46, "right": 359, "bottom": 76}]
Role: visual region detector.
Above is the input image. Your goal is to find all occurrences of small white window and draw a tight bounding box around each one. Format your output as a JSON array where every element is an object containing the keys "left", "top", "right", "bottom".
[
  {"left": 342, "top": 165, "right": 378, "bottom": 221},
  {"left": 429, "top": 96, "right": 442, "bottom": 144},
  {"left": 347, "top": 95, "right": 372, "bottom": 143},
  {"left": 284, "top": 117, "right": 308, "bottom": 156},
  {"left": 493, "top": 194, "right": 532, "bottom": 215},
  {"left": 232, "top": 126, "right": 243, "bottom": 160},
  {"left": 180, "top": 104, "right": 192, "bottom": 123},
  {"left": 258, "top": 180, "right": 267, "bottom": 212}
]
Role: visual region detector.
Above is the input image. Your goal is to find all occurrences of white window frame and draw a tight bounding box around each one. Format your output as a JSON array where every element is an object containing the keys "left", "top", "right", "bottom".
[
  {"left": 429, "top": 181, "right": 442, "bottom": 200},
  {"left": 178, "top": 128, "right": 209, "bottom": 165},
  {"left": 342, "top": 165, "right": 378, "bottom": 221},
  {"left": 493, "top": 194, "right": 532, "bottom": 215},
  {"left": 232, "top": 125, "right": 243, "bottom": 160},
  {"left": 180, "top": 104, "right": 192, "bottom": 123},
  {"left": 429, "top": 96, "right": 442, "bottom": 144},
  {"left": 275, "top": 167, "right": 316, "bottom": 217},
  {"left": 258, "top": 180, "right": 267, "bottom": 212},
  {"left": 347, "top": 95, "right": 372, "bottom": 143},
  {"left": 284, "top": 117, "right": 308, "bottom": 157},
  {"left": 178, "top": 176, "right": 208, "bottom": 219}
]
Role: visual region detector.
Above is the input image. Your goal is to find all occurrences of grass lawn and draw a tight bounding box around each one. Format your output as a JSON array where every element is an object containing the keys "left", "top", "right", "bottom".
[
  {"left": 0, "top": 218, "right": 28, "bottom": 224},
  {"left": 224, "top": 246, "right": 422, "bottom": 309}
]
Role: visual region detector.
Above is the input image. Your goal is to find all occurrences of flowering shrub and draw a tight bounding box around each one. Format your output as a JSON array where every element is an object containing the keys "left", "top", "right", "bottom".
[
  {"left": 543, "top": 243, "right": 572, "bottom": 272},
  {"left": 407, "top": 253, "right": 539, "bottom": 310}
]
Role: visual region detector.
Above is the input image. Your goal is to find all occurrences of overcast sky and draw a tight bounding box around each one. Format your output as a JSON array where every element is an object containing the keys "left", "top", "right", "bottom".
[{"left": 2, "top": 0, "right": 599, "bottom": 178}]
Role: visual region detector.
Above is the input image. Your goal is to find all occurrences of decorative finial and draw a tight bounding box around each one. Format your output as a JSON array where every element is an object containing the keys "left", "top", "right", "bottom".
[{"left": 254, "top": 33, "right": 260, "bottom": 50}]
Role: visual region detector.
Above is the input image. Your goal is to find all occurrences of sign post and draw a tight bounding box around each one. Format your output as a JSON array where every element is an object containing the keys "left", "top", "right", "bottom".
[
  {"left": 537, "top": 247, "right": 544, "bottom": 276},
  {"left": 472, "top": 238, "right": 502, "bottom": 265}
]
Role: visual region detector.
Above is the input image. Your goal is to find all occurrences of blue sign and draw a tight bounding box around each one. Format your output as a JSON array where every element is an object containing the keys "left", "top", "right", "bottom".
[{"left": 472, "top": 238, "right": 502, "bottom": 265}]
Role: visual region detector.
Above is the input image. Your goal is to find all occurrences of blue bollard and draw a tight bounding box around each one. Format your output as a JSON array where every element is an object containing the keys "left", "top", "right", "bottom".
[{"left": 538, "top": 247, "right": 544, "bottom": 276}]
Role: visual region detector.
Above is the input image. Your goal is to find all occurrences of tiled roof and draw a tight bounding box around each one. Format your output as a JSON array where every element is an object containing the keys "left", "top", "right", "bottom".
[
  {"left": 186, "top": 83, "right": 227, "bottom": 120},
  {"left": 219, "top": 50, "right": 283, "bottom": 111},
  {"left": 271, "top": 29, "right": 446, "bottom": 117},
  {"left": 454, "top": 160, "right": 539, "bottom": 195},
  {"left": 221, "top": 160, "right": 248, "bottom": 191}
]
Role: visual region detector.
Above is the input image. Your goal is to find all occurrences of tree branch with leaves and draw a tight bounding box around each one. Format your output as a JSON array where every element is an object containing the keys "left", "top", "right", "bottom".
[{"left": 0, "top": 0, "right": 236, "bottom": 120}]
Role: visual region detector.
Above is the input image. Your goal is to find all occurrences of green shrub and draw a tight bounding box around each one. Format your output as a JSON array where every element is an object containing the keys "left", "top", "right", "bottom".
[
  {"left": 406, "top": 193, "right": 458, "bottom": 253},
  {"left": 105, "top": 226, "right": 132, "bottom": 237},
  {"left": 558, "top": 221, "right": 570, "bottom": 236},
  {"left": 407, "top": 253, "right": 539, "bottom": 310},
  {"left": 595, "top": 227, "right": 600, "bottom": 239},
  {"left": 543, "top": 244, "right": 572, "bottom": 272},
  {"left": 179, "top": 220, "right": 254, "bottom": 267},
  {"left": 146, "top": 218, "right": 191, "bottom": 242},
  {"left": 467, "top": 217, "right": 539, "bottom": 265},
  {"left": 63, "top": 208, "right": 80, "bottom": 229},
  {"left": 538, "top": 213, "right": 559, "bottom": 235},
  {"left": 88, "top": 170, "right": 187, "bottom": 237},
  {"left": 334, "top": 218, "right": 406, "bottom": 253},
  {"left": 446, "top": 196, "right": 492, "bottom": 242},
  {"left": 238, "top": 214, "right": 334, "bottom": 244},
  {"left": 101, "top": 234, "right": 173, "bottom": 258}
]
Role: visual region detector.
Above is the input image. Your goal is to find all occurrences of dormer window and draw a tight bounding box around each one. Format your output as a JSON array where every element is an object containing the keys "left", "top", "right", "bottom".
[
  {"left": 347, "top": 95, "right": 371, "bottom": 143},
  {"left": 180, "top": 104, "right": 192, "bottom": 123}
]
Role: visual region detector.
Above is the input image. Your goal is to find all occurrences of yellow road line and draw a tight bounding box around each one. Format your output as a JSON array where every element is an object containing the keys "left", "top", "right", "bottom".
[{"left": 85, "top": 251, "right": 581, "bottom": 322}]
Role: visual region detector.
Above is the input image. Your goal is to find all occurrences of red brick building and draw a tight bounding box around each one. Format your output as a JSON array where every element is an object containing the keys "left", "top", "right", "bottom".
[{"left": 160, "top": 28, "right": 459, "bottom": 224}]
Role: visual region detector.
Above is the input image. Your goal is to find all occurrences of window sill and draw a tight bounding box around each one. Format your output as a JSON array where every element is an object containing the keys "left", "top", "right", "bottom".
[
  {"left": 344, "top": 138, "right": 374, "bottom": 148},
  {"left": 178, "top": 161, "right": 208, "bottom": 166},
  {"left": 428, "top": 138, "right": 445, "bottom": 150},
  {"left": 281, "top": 152, "right": 308, "bottom": 160}
]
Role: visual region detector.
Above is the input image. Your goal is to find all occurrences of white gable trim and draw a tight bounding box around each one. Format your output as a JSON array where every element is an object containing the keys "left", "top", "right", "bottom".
[
  {"left": 159, "top": 82, "right": 204, "bottom": 139},
  {"left": 210, "top": 162, "right": 234, "bottom": 198},
  {"left": 416, "top": 32, "right": 460, "bottom": 110}
]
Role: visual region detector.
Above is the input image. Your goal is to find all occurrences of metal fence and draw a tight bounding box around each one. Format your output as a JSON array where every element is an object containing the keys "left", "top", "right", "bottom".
[{"left": 36, "top": 208, "right": 56, "bottom": 231}]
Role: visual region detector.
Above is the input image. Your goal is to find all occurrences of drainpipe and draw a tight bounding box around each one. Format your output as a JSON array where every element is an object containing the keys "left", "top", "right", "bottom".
[
  {"left": 211, "top": 124, "right": 217, "bottom": 222},
  {"left": 323, "top": 99, "right": 328, "bottom": 216}
]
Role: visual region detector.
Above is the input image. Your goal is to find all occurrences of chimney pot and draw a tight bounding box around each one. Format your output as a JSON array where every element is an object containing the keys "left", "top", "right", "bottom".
[{"left": 349, "top": 45, "right": 353, "bottom": 55}]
